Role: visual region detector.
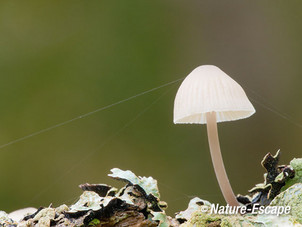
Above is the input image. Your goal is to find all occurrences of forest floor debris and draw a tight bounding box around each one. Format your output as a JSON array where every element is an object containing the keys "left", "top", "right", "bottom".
[{"left": 1, "top": 152, "right": 301, "bottom": 227}]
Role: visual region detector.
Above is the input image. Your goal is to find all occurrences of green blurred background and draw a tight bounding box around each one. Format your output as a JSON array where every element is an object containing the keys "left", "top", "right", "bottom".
[{"left": 0, "top": 1, "right": 301, "bottom": 215}]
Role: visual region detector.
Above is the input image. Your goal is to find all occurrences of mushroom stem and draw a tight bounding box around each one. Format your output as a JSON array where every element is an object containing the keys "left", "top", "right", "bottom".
[{"left": 206, "top": 112, "right": 239, "bottom": 206}]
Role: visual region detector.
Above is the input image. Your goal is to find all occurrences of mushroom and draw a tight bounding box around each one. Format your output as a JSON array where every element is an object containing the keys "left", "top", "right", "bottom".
[{"left": 174, "top": 65, "right": 255, "bottom": 206}]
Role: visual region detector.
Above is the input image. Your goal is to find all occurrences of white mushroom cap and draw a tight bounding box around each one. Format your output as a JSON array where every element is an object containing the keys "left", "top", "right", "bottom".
[{"left": 174, "top": 65, "right": 255, "bottom": 124}]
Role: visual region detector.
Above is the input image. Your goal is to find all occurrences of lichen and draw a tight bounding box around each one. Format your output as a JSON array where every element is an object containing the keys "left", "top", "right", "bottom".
[
  {"left": 177, "top": 197, "right": 302, "bottom": 227},
  {"left": 177, "top": 152, "right": 302, "bottom": 227},
  {"left": 108, "top": 168, "right": 160, "bottom": 198},
  {"left": 69, "top": 191, "right": 104, "bottom": 212},
  {"left": 8, "top": 168, "right": 170, "bottom": 226},
  {"left": 255, "top": 214, "right": 302, "bottom": 227},
  {"left": 1, "top": 156, "right": 302, "bottom": 227},
  {"left": 237, "top": 150, "right": 295, "bottom": 207},
  {"left": 0, "top": 211, "right": 16, "bottom": 226},
  {"left": 176, "top": 197, "right": 211, "bottom": 222},
  {"left": 152, "top": 212, "right": 170, "bottom": 227},
  {"left": 282, "top": 158, "right": 302, "bottom": 191},
  {"left": 270, "top": 183, "right": 302, "bottom": 224},
  {"left": 182, "top": 212, "right": 221, "bottom": 227}
]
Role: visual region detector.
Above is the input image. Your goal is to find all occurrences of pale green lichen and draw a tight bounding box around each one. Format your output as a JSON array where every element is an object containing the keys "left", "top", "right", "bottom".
[
  {"left": 176, "top": 198, "right": 257, "bottom": 227},
  {"left": 182, "top": 212, "right": 220, "bottom": 227},
  {"left": 109, "top": 168, "right": 160, "bottom": 198},
  {"left": 243, "top": 150, "right": 295, "bottom": 206},
  {"left": 282, "top": 159, "right": 302, "bottom": 191},
  {"left": 32, "top": 207, "right": 56, "bottom": 227},
  {"left": 179, "top": 209, "right": 261, "bottom": 227},
  {"left": 69, "top": 191, "right": 105, "bottom": 212},
  {"left": 176, "top": 197, "right": 211, "bottom": 221},
  {"left": 178, "top": 197, "right": 302, "bottom": 227},
  {"left": 181, "top": 209, "right": 302, "bottom": 227},
  {"left": 55, "top": 204, "right": 69, "bottom": 214},
  {"left": 270, "top": 183, "right": 302, "bottom": 224},
  {"left": 2, "top": 160, "right": 302, "bottom": 227},
  {"left": 108, "top": 168, "right": 172, "bottom": 226},
  {"left": 152, "top": 212, "right": 169, "bottom": 227},
  {"left": 179, "top": 211, "right": 256, "bottom": 227},
  {"left": 255, "top": 215, "right": 302, "bottom": 227},
  {"left": 116, "top": 186, "right": 136, "bottom": 206}
]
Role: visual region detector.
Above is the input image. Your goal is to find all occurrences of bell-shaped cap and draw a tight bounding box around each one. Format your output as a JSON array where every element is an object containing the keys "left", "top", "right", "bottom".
[{"left": 174, "top": 65, "right": 255, "bottom": 124}]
